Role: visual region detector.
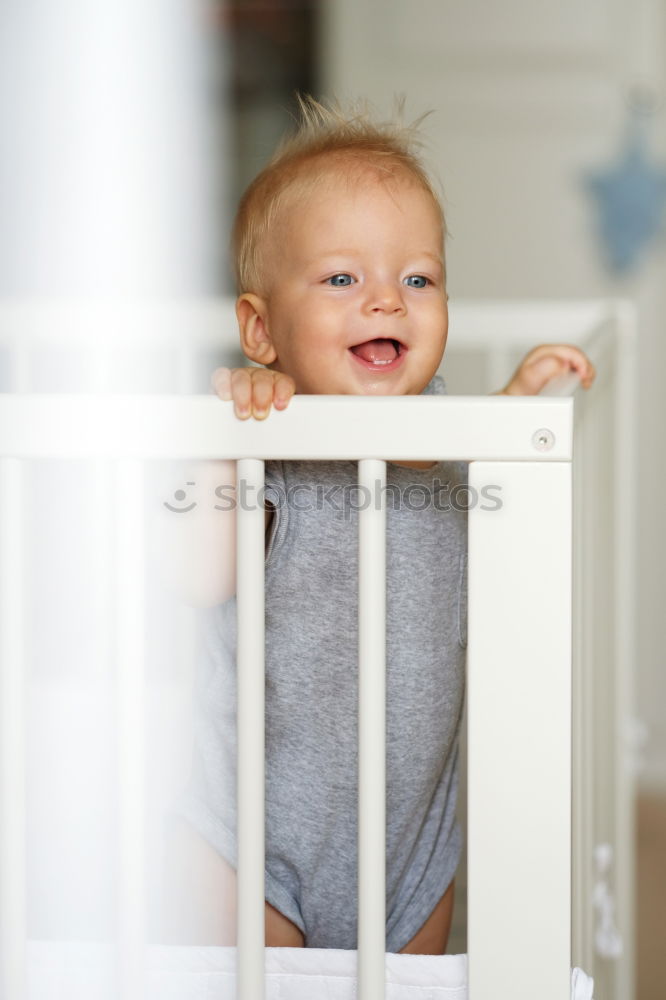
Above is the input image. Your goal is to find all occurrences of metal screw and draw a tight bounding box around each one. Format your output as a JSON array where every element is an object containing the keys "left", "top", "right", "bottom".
[{"left": 532, "top": 428, "right": 555, "bottom": 452}]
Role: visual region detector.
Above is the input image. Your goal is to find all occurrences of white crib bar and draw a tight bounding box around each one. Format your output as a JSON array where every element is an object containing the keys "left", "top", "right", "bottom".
[
  {"left": 357, "top": 459, "right": 387, "bottom": 999},
  {"left": 236, "top": 458, "right": 267, "bottom": 1000},
  {"left": 0, "top": 459, "right": 27, "bottom": 1000},
  {"left": 467, "top": 461, "right": 572, "bottom": 1000},
  {"left": 114, "top": 460, "right": 147, "bottom": 998},
  {"left": 92, "top": 460, "right": 114, "bottom": 682},
  {"left": 612, "top": 303, "right": 638, "bottom": 1000}
]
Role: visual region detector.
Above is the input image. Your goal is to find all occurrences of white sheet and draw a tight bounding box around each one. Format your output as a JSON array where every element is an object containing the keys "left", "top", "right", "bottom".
[{"left": 27, "top": 942, "right": 594, "bottom": 999}]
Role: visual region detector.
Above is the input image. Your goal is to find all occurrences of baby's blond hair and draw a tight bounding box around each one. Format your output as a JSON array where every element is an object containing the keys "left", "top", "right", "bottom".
[{"left": 232, "top": 95, "right": 446, "bottom": 295}]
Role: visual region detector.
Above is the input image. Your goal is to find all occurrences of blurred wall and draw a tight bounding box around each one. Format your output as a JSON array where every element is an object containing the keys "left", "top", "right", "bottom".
[{"left": 320, "top": 0, "right": 666, "bottom": 793}]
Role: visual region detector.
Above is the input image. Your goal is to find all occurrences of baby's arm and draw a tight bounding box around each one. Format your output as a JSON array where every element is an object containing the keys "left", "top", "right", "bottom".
[
  {"left": 155, "top": 458, "right": 237, "bottom": 607},
  {"left": 155, "top": 368, "right": 295, "bottom": 607},
  {"left": 495, "top": 344, "right": 596, "bottom": 396}
]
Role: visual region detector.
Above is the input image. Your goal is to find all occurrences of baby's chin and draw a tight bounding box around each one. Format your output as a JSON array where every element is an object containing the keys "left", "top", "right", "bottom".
[
  {"left": 301, "top": 382, "right": 431, "bottom": 396},
  {"left": 302, "top": 382, "right": 410, "bottom": 396},
  {"left": 343, "top": 374, "right": 436, "bottom": 396},
  {"left": 290, "top": 364, "right": 437, "bottom": 396}
]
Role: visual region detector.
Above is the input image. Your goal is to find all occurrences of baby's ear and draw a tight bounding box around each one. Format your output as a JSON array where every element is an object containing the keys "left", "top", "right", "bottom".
[{"left": 236, "top": 294, "right": 277, "bottom": 365}]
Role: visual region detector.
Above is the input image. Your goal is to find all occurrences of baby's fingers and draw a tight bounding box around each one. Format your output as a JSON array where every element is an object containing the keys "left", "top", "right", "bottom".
[
  {"left": 572, "top": 353, "right": 596, "bottom": 389},
  {"left": 252, "top": 371, "right": 296, "bottom": 418},
  {"left": 526, "top": 344, "right": 597, "bottom": 391},
  {"left": 582, "top": 363, "right": 596, "bottom": 389},
  {"left": 211, "top": 367, "right": 232, "bottom": 401},
  {"left": 229, "top": 368, "right": 256, "bottom": 419},
  {"left": 211, "top": 366, "right": 296, "bottom": 419},
  {"left": 272, "top": 373, "right": 296, "bottom": 411},
  {"left": 547, "top": 346, "right": 596, "bottom": 389},
  {"left": 251, "top": 369, "right": 281, "bottom": 419}
]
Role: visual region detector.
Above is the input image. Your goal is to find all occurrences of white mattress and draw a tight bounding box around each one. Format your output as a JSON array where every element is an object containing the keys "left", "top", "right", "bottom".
[{"left": 27, "top": 942, "right": 594, "bottom": 999}]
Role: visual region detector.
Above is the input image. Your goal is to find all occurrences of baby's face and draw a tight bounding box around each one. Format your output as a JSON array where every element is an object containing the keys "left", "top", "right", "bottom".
[{"left": 254, "top": 173, "right": 448, "bottom": 396}]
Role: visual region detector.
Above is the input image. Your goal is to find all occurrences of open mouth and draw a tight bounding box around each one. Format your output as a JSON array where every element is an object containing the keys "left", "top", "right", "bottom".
[{"left": 349, "top": 338, "right": 406, "bottom": 371}]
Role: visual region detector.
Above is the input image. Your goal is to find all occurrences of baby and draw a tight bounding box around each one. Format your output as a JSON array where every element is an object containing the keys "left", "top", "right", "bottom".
[{"left": 166, "top": 97, "right": 594, "bottom": 954}]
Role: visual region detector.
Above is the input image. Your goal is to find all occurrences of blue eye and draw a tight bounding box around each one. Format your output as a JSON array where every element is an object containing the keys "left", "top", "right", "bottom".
[
  {"left": 404, "top": 275, "right": 429, "bottom": 288},
  {"left": 327, "top": 273, "right": 354, "bottom": 287}
]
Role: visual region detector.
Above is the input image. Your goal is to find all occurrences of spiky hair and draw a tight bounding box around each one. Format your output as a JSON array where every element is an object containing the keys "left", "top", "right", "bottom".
[{"left": 231, "top": 95, "right": 445, "bottom": 294}]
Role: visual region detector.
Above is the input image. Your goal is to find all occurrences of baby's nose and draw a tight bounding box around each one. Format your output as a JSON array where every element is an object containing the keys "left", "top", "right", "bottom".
[{"left": 366, "top": 282, "right": 406, "bottom": 313}]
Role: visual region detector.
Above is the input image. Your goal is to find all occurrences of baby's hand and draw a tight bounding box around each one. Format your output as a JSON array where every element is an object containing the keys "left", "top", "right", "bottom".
[
  {"left": 500, "top": 344, "right": 596, "bottom": 396},
  {"left": 211, "top": 366, "right": 296, "bottom": 420}
]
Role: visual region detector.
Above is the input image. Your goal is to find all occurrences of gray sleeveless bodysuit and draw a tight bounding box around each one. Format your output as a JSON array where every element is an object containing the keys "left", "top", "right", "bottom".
[{"left": 177, "top": 376, "right": 468, "bottom": 952}]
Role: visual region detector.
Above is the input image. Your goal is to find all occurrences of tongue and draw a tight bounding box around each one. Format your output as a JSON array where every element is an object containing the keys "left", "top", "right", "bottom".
[{"left": 351, "top": 338, "right": 398, "bottom": 363}]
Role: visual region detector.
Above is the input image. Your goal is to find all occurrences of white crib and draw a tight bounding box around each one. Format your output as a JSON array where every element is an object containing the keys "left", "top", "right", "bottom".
[{"left": 0, "top": 300, "right": 635, "bottom": 999}]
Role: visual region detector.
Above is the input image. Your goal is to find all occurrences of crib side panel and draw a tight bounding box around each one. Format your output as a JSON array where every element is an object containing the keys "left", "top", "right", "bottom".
[{"left": 467, "top": 461, "right": 572, "bottom": 1000}]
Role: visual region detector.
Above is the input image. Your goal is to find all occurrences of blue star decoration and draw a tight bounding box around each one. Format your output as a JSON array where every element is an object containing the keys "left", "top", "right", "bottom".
[{"left": 585, "top": 113, "right": 666, "bottom": 275}]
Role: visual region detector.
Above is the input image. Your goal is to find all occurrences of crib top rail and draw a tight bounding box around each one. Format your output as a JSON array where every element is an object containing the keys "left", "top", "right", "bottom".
[{"left": 0, "top": 392, "right": 574, "bottom": 461}]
